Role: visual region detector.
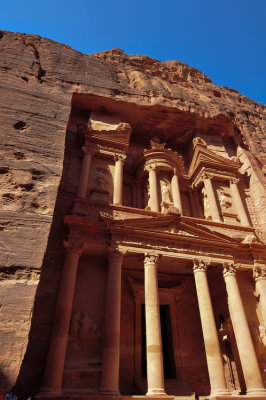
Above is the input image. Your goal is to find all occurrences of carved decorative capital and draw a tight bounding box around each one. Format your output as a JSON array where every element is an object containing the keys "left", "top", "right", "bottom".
[
  {"left": 193, "top": 259, "right": 209, "bottom": 273},
  {"left": 253, "top": 265, "right": 266, "bottom": 281},
  {"left": 223, "top": 262, "right": 237, "bottom": 277},
  {"left": 64, "top": 241, "right": 83, "bottom": 256},
  {"left": 145, "top": 164, "right": 156, "bottom": 173},
  {"left": 114, "top": 154, "right": 126, "bottom": 163},
  {"left": 229, "top": 177, "right": 239, "bottom": 185},
  {"left": 144, "top": 253, "right": 160, "bottom": 267},
  {"left": 107, "top": 248, "right": 125, "bottom": 263}
]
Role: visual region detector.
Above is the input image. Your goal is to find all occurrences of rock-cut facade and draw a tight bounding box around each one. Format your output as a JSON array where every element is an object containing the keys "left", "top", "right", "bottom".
[{"left": 0, "top": 30, "right": 266, "bottom": 400}]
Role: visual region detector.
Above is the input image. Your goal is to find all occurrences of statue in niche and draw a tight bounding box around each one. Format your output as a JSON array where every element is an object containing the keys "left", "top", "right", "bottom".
[
  {"left": 219, "top": 192, "right": 232, "bottom": 211},
  {"left": 161, "top": 181, "right": 172, "bottom": 213},
  {"left": 144, "top": 184, "right": 151, "bottom": 210},
  {"left": 202, "top": 186, "right": 212, "bottom": 220},
  {"left": 66, "top": 312, "right": 101, "bottom": 368},
  {"left": 90, "top": 167, "right": 112, "bottom": 202},
  {"left": 161, "top": 182, "right": 171, "bottom": 204}
]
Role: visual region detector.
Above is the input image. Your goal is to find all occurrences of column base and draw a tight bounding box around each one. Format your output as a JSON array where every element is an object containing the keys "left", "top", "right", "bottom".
[
  {"left": 210, "top": 388, "right": 231, "bottom": 396},
  {"left": 146, "top": 389, "right": 167, "bottom": 396},
  {"left": 36, "top": 388, "right": 62, "bottom": 398},
  {"left": 246, "top": 388, "right": 266, "bottom": 396},
  {"left": 99, "top": 389, "right": 121, "bottom": 396}
]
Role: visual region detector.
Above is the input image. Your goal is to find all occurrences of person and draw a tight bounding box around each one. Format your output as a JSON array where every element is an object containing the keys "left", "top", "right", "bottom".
[{"left": 4, "top": 386, "right": 18, "bottom": 400}]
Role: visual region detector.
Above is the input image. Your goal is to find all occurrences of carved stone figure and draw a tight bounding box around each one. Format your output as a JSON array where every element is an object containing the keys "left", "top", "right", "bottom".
[
  {"left": 161, "top": 182, "right": 171, "bottom": 204},
  {"left": 202, "top": 186, "right": 212, "bottom": 220},
  {"left": 219, "top": 192, "right": 232, "bottom": 210}
]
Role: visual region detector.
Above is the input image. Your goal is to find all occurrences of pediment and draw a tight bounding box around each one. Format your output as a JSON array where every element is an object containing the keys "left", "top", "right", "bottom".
[
  {"left": 189, "top": 145, "right": 241, "bottom": 178},
  {"left": 109, "top": 215, "right": 240, "bottom": 244}
]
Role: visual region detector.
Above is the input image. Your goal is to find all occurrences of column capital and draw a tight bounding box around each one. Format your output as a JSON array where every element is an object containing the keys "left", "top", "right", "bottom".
[
  {"left": 81, "top": 145, "right": 95, "bottom": 156},
  {"left": 193, "top": 259, "right": 210, "bottom": 273},
  {"left": 229, "top": 177, "right": 239, "bottom": 185},
  {"left": 63, "top": 241, "right": 83, "bottom": 256},
  {"left": 144, "top": 253, "right": 160, "bottom": 267},
  {"left": 107, "top": 248, "right": 126, "bottom": 263},
  {"left": 114, "top": 153, "right": 126, "bottom": 163},
  {"left": 253, "top": 264, "right": 266, "bottom": 281},
  {"left": 223, "top": 262, "right": 237, "bottom": 277},
  {"left": 145, "top": 164, "right": 157, "bottom": 173}
]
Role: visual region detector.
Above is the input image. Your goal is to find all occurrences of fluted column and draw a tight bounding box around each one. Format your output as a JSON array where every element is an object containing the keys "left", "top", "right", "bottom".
[
  {"left": 77, "top": 146, "right": 94, "bottom": 199},
  {"left": 203, "top": 174, "right": 221, "bottom": 222},
  {"left": 100, "top": 250, "right": 124, "bottom": 395},
  {"left": 230, "top": 178, "right": 250, "bottom": 226},
  {"left": 147, "top": 166, "right": 159, "bottom": 212},
  {"left": 41, "top": 242, "right": 82, "bottom": 394},
  {"left": 113, "top": 155, "right": 125, "bottom": 205},
  {"left": 193, "top": 260, "right": 229, "bottom": 396},
  {"left": 254, "top": 264, "right": 266, "bottom": 327},
  {"left": 223, "top": 262, "right": 266, "bottom": 396},
  {"left": 171, "top": 169, "right": 183, "bottom": 215},
  {"left": 144, "top": 253, "right": 166, "bottom": 396}
]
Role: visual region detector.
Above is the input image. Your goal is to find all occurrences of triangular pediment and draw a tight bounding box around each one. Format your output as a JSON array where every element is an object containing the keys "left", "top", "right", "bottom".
[
  {"left": 189, "top": 144, "right": 241, "bottom": 178},
  {"left": 109, "top": 215, "right": 240, "bottom": 244}
]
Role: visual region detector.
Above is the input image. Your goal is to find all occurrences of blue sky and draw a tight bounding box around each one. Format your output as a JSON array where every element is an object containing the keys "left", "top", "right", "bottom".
[{"left": 1, "top": 0, "right": 265, "bottom": 104}]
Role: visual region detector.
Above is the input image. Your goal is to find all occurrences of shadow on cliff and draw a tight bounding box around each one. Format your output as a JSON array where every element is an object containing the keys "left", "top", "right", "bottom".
[{"left": 15, "top": 109, "right": 89, "bottom": 399}]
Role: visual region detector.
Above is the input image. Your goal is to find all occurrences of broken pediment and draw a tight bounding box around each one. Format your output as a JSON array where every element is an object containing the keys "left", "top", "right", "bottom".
[{"left": 189, "top": 138, "right": 241, "bottom": 180}]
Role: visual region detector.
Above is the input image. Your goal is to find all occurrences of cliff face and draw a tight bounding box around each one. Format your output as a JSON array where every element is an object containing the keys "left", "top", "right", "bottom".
[{"left": 0, "top": 30, "right": 265, "bottom": 396}]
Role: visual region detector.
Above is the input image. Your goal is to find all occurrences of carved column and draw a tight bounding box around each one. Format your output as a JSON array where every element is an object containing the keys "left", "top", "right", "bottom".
[
  {"left": 223, "top": 263, "right": 266, "bottom": 396},
  {"left": 171, "top": 169, "right": 183, "bottom": 215},
  {"left": 113, "top": 155, "right": 125, "bottom": 205},
  {"left": 41, "top": 242, "right": 82, "bottom": 394},
  {"left": 230, "top": 178, "right": 250, "bottom": 226},
  {"left": 144, "top": 254, "right": 166, "bottom": 395},
  {"left": 254, "top": 264, "right": 266, "bottom": 327},
  {"left": 203, "top": 174, "right": 221, "bottom": 222},
  {"left": 77, "top": 146, "right": 94, "bottom": 199},
  {"left": 100, "top": 250, "right": 124, "bottom": 395},
  {"left": 193, "top": 260, "right": 229, "bottom": 396},
  {"left": 147, "top": 166, "right": 159, "bottom": 212}
]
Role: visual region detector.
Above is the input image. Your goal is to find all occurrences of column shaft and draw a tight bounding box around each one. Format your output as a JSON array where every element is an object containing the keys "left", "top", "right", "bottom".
[
  {"left": 100, "top": 251, "right": 124, "bottom": 395},
  {"left": 230, "top": 179, "right": 250, "bottom": 226},
  {"left": 203, "top": 176, "right": 221, "bottom": 222},
  {"left": 223, "top": 263, "right": 266, "bottom": 396},
  {"left": 113, "top": 156, "right": 124, "bottom": 205},
  {"left": 41, "top": 244, "right": 81, "bottom": 394},
  {"left": 148, "top": 167, "right": 159, "bottom": 212},
  {"left": 144, "top": 254, "right": 166, "bottom": 396},
  {"left": 77, "top": 148, "right": 93, "bottom": 199},
  {"left": 193, "top": 260, "right": 228, "bottom": 396},
  {"left": 171, "top": 172, "right": 183, "bottom": 214}
]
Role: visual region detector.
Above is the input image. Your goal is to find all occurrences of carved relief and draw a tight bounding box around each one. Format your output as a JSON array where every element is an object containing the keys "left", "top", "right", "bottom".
[
  {"left": 90, "top": 166, "right": 112, "bottom": 203},
  {"left": 66, "top": 313, "right": 101, "bottom": 368},
  {"left": 202, "top": 186, "right": 212, "bottom": 220}
]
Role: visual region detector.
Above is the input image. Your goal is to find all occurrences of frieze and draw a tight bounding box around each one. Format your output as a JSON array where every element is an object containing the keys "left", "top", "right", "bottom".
[{"left": 113, "top": 235, "right": 234, "bottom": 259}]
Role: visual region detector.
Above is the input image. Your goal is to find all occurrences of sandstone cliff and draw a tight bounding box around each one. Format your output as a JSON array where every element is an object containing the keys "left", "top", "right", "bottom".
[{"left": 0, "top": 30, "right": 265, "bottom": 397}]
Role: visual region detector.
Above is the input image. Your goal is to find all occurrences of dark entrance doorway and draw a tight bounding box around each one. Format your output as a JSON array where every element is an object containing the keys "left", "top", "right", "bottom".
[{"left": 141, "top": 304, "right": 176, "bottom": 378}]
